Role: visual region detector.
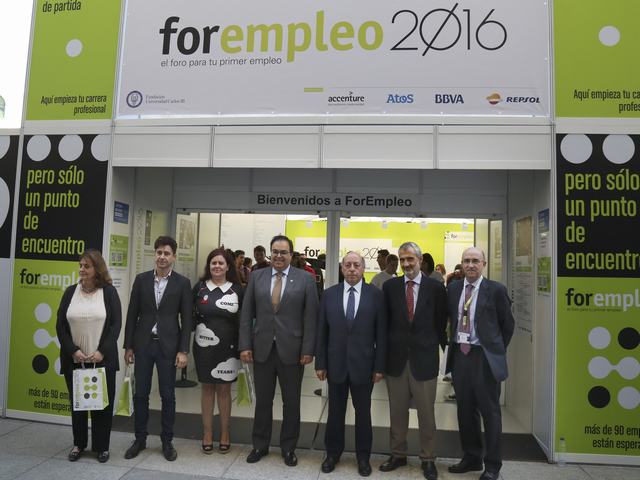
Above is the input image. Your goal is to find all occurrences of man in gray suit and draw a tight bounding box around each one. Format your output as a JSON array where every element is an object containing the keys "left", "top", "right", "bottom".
[
  {"left": 239, "top": 235, "right": 318, "bottom": 466},
  {"left": 445, "top": 247, "right": 514, "bottom": 480}
]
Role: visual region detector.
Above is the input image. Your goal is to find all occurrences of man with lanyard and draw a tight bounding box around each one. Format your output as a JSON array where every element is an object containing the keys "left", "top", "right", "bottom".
[{"left": 445, "top": 247, "right": 514, "bottom": 480}]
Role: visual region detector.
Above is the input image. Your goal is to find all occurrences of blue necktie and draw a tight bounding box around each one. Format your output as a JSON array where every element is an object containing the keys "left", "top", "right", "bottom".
[{"left": 346, "top": 286, "right": 356, "bottom": 328}]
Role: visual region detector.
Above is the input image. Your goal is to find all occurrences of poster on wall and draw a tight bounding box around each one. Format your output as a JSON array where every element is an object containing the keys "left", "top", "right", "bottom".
[
  {"left": 117, "top": 0, "right": 550, "bottom": 119},
  {"left": 175, "top": 213, "right": 198, "bottom": 282},
  {"left": 26, "top": 0, "right": 122, "bottom": 120},
  {"left": 7, "top": 134, "right": 109, "bottom": 418},
  {"left": 513, "top": 216, "right": 533, "bottom": 334},
  {"left": 556, "top": 133, "right": 640, "bottom": 460},
  {"left": 133, "top": 207, "right": 168, "bottom": 273},
  {"left": 537, "top": 209, "right": 551, "bottom": 294},
  {"left": 554, "top": 1, "right": 640, "bottom": 118}
]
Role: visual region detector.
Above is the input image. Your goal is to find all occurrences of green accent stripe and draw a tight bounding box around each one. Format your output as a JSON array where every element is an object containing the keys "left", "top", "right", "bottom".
[{"left": 304, "top": 87, "right": 324, "bottom": 93}]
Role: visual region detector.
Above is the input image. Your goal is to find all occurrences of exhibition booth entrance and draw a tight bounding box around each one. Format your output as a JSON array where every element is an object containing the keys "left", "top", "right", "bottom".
[{"left": 109, "top": 165, "right": 550, "bottom": 459}]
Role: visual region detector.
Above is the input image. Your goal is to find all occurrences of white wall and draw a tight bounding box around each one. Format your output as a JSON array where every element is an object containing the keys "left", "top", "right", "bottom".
[
  {"left": 532, "top": 171, "right": 553, "bottom": 457},
  {"left": 196, "top": 213, "right": 221, "bottom": 278},
  {"left": 506, "top": 171, "right": 536, "bottom": 431}
]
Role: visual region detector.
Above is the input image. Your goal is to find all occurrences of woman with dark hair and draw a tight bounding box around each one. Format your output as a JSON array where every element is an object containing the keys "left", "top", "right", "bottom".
[
  {"left": 56, "top": 249, "right": 122, "bottom": 463},
  {"left": 192, "top": 248, "right": 244, "bottom": 454}
]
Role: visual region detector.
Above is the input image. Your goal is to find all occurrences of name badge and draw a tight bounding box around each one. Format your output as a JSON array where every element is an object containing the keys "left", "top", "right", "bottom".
[{"left": 456, "top": 331, "right": 471, "bottom": 344}]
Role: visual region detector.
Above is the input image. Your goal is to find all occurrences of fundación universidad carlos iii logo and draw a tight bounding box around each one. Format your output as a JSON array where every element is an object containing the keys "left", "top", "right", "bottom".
[{"left": 126, "top": 90, "right": 143, "bottom": 108}]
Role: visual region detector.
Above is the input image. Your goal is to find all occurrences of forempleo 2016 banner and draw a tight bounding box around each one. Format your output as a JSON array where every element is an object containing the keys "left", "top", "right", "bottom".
[
  {"left": 556, "top": 133, "right": 640, "bottom": 461},
  {"left": 7, "top": 134, "right": 109, "bottom": 419},
  {"left": 117, "top": 0, "right": 550, "bottom": 119}
]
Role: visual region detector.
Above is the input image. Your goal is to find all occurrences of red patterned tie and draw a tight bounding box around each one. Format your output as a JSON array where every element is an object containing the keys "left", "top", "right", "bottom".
[
  {"left": 406, "top": 280, "right": 415, "bottom": 322},
  {"left": 460, "top": 284, "right": 474, "bottom": 354}
]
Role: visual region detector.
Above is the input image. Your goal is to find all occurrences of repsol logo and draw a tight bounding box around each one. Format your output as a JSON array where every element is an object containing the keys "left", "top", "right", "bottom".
[
  {"left": 506, "top": 97, "right": 540, "bottom": 103},
  {"left": 387, "top": 94, "right": 414, "bottom": 104},
  {"left": 435, "top": 94, "right": 464, "bottom": 104}
]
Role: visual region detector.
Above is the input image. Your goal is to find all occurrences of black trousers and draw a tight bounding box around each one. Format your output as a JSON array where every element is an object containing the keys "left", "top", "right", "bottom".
[
  {"left": 452, "top": 346, "right": 503, "bottom": 473},
  {"left": 325, "top": 377, "right": 373, "bottom": 461},
  {"left": 133, "top": 339, "right": 177, "bottom": 443},
  {"left": 252, "top": 344, "right": 304, "bottom": 452},
  {"left": 64, "top": 364, "right": 116, "bottom": 452}
]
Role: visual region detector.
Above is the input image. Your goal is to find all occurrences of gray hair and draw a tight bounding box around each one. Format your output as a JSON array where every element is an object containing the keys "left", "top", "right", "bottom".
[
  {"left": 342, "top": 251, "right": 366, "bottom": 269},
  {"left": 398, "top": 242, "right": 422, "bottom": 259}
]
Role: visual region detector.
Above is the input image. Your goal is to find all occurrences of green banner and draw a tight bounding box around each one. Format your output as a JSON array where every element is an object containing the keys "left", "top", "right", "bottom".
[
  {"left": 26, "top": 0, "right": 122, "bottom": 120},
  {"left": 7, "top": 259, "right": 78, "bottom": 415},
  {"left": 556, "top": 133, "right": 640, "bottom": 458},
  {"left": 556, "top": 277, "right": 640, "bottom": 456},
  {"left": 555, "top": 0, "right": 640, "bottom": 118}
]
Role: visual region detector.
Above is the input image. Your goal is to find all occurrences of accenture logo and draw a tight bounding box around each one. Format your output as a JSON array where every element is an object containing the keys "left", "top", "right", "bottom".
[
  {"left": 328, "top": 91, "right": 365, "bottom": 106},
  {"left": 486, "top": 92, "right": 501, "bottom": 105}
]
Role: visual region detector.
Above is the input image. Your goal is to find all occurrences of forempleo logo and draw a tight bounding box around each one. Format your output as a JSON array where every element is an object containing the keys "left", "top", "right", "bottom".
[
  {"left": 486, "top": 93, "right": 501, "bottom": 105},
  {"left": 126, "top": 90, "right": 143, "bottom": 108}
]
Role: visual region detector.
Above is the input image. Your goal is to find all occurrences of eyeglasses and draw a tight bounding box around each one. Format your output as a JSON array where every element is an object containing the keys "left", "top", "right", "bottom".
[
  {"left": 271, "top": 250, "right": 290, "bottom": 257},
  {"left": 462, "top": 258, "right": 483, "bottom": 265}
]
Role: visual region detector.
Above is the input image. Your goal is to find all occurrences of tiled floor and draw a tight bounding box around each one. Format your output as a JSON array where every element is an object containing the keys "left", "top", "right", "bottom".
[
  {"left": 152, "top": 369, "right": 528, "bottom": 434},
  {"left": 1, "top": 418, "right": 639, "bottom": 480}
]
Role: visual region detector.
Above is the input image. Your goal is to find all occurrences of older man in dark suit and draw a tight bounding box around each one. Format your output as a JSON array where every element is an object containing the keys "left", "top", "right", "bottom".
[
  {"left": 445, "top": 247, "right": 514, "bottom": 480},
  {"left": 380, "top": 242, "right": 447, "bottom": 480},
  {"left": 239, "top": 235, "right": 318, "bottom": 466},
  {"left": 123, "top": 235, "right": 192, "bottom": 461},
  {"left": 315, "top": 251, "right": 386, "bottom": 477}
]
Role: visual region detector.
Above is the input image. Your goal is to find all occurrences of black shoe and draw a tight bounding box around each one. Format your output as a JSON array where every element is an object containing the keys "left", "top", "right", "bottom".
[
  {"left": 358, "top": 459, "right": 372, "bottom": 477},
  {"left": 422, "top": 460, "right": 438, "bottom": 480},
  {"left": 479, "top": 471, "right": 499, "bottom": 480},
  {"left": 246, "top": 448, "right": 269, "bottom": 463},
  {"left": 124, "top": 440, "right": 146, "bottom": 460},
  {"left": 448, "top": 458, "right": 483, "bottom": 474},
  {"left": 162, "top": 441, "right": 177, "bottom": 461},
  {"left": 67, "top": 447, "right": 84, "bottom": 462},
  {"left": 321, "top": 456, "right": 339, "bottom": 473},
  {"left": 283, "top": 450, "right": 298, "bottom": 466},
  {"left": 379, "top": 455, "right": 407, "bottom": 472},
  {"left": 97, "top": 451, "right": 110, "bottom": 463}
]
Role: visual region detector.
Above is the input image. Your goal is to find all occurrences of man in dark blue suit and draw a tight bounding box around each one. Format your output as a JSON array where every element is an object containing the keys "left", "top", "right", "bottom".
[
  {"left": 315, "top": 251, "right": 387, "bottom": 477},
  {"left": 123, "top": 236, "right": 192, "bottom": 462},
  {"left": 445, "top": 247, "right": 514, "bottom": 480}
]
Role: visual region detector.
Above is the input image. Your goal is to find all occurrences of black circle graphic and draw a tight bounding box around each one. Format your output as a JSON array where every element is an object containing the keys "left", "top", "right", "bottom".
[
  {"left": 618, "top": 327, "right": 639, "bottom": 350},
  {"left": 84, "top": 393, "right": 90, "bottom": 399},
  {"left": 32, "top": 354, "right": 49, "bottom": 374},
  {"left": 92, "top": 376, "right": 98, "bottom": 383},
  {"left": 588, "top": 386, "right": 610, "bottom": 408}
]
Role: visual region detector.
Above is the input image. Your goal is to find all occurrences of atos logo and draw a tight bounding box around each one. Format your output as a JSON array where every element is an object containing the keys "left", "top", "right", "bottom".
[
  {"left": 435, "top": 94, "right": 464, "bottom": 104},
  {"left": 386, "top": 93, "right": 414, "bottom": 104}
]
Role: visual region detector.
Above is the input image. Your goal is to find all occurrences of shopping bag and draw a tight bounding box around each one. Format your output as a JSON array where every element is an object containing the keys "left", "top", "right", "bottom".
[
  {"left": 115, "top": 365, "right": 134, "bottom": 416},
  {"left": 236, "top": 363, "right": 255, "bottom": 407},
  {"left": 72, "top": 364, "right": 108, "bottom": 411}
]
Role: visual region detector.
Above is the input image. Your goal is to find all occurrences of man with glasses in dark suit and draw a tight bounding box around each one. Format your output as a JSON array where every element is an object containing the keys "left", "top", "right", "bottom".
[{"left": 239, "top": 235, "right": 318, "bottom": 467}]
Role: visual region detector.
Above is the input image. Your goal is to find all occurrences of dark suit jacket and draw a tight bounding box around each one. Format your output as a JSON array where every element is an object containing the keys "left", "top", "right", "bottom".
[
  {"left": 124, "top": 270, "right": 192, "bottom": 358},
  {"left": 383, "top": 274, "right": 447, "bottom": 381},
  {"left": 445, "top": 277, "right": 515, "bottom": 382},
  {"left": 56, "top": 283, "right": 122, "bottom": 373},
  {"left": 315, "top": 281, "right": 387, "bottom": 385},
  {"left": 239, "top": 266, "right": 318, "bottom": 365}
]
